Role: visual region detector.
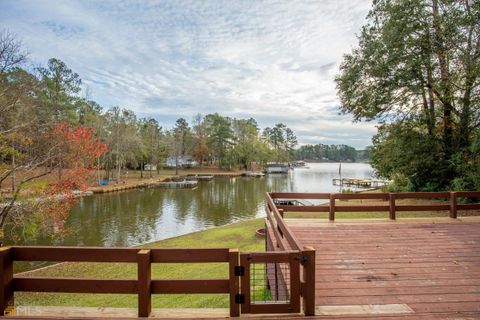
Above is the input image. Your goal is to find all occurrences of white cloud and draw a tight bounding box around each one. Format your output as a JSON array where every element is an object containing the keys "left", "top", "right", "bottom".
[{"left": 0, "top": 0, "right": 374, "bottom": 148}]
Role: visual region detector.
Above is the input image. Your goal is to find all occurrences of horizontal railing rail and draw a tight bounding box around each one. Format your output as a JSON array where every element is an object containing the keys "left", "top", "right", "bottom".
[
  {"left": 265, "top": 193, "right": 303, "bottom": 251},
  {"left": 269, "top": 191, "right": 480, "bottom": 220},
  {"left": 11, "top": 246, "right": 231, "bottom": 263}
]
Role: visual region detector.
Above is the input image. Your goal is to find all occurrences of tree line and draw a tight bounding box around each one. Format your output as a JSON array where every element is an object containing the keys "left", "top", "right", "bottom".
[
  {"left": 336, "top": 0, "right": 479, "bottom": 191},
  {"left": 295, "top": 144, "right": 365, "bottom": 162}
]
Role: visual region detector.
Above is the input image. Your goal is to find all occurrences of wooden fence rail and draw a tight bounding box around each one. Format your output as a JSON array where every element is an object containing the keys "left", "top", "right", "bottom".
[
  {"left": 270, "top": 191, "right": 480, "bottom": 220},
  {"left": 0, "top": 246, "right": 240, "bottom": 318}
]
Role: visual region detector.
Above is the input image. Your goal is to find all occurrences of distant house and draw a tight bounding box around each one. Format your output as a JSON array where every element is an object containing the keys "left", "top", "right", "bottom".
[
  {"left": 264, "top": 163, "right": 289, "bottom": 174},
  {"left": 165, "top": 156, "right": 198, "bottom": 168},
  {"left": 144, "top": 164, "right": 157, "bottom": 171}
]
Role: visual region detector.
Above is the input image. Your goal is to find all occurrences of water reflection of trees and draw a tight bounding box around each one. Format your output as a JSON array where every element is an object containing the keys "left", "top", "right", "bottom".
[
  {"left": 66, "top": 189, "right": 165, "bottom": 246},
  {"left": 69, "top": 177, "right": 291, "bottom": 246}
]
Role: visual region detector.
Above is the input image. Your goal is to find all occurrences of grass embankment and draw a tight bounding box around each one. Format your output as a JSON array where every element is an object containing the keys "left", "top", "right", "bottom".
[{"left": 15, "top": 218, "right": 264, "bottom": 308}]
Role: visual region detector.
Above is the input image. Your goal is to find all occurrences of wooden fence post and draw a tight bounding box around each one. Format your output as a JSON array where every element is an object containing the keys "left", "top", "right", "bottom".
[
  {"left": 329, "top": 194, "right": 335, "bottom": 221},
  {"left": 228, "top": 249, "right": 240, "bottom": 317},
  {"left": 239, "top": 253, "right": 251, "bottom": 314},
  {"left": 0, "top": 247, "right": 14, "bottom": 315},
  {"left": 137, "top": 249, "right": 151, "bottom": 318},
  {"left": 389, "top": 193, "right": 396, "bottom": 220},
  {"left": 450, "top": 192, "right": 457, "bottom": 219},
  {"left": 278, "top": 208, "right": 284, "bottom": 218},
  {"left": 302, "top": 246, "right": 315, "bottom": 316}
]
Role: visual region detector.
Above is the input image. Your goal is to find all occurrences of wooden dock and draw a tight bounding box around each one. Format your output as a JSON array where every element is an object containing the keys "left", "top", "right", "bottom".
[
  {"left": 185, "top": 175, "right": 214, "bottom": 181},
  {"left": 333, "top": 178, "right": 388, "bottom": 188},
  {"left": 154, "top": 180, "right": 198, "bottom": 189},
  {"left": 244, "top": 171, "right": 265, "bottom": 177}
]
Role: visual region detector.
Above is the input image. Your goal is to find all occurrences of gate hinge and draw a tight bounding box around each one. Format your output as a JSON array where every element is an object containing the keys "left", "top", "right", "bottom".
[
  {"left": 235, "top": 293, "right": 245, "bottom": 304},
  {"left": 234, "top": 265, "right": 245, "bottom": 276},
  {"left": 4, "top": 306, "right": 16, "bottom": 316}
]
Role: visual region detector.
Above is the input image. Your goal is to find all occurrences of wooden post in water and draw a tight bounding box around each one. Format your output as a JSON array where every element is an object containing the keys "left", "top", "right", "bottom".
[
  {"left": 389, "top": 193, "right": 396, "bottom": 220},
  {"left": 450, "top": 192, "right": 457, "bottom": 219},
  {"left": 329, "top": 194, "right": 335, "bottom": 221},
  {"left": 0, "top": 247, "right": 14, "bottom": 315},
  {"left": 228, "top": 249, "right": 240, "bottom": 317},
  {"left": 137, "top": 249, "right": 151, "bottom": 318}
]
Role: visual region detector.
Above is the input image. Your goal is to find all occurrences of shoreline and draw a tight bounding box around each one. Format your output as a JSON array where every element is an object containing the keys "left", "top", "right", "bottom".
[
  {"left": 88, "top": 173, "right": 244, "bottom": 194},
  {"left": 87, "top": 170, "right": 248, "bottom": 194}
]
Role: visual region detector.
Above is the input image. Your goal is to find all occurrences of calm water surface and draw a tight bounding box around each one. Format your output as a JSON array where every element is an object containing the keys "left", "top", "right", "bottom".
[{"left": 20, "top": 162, "right": 372, "bottom": 247}]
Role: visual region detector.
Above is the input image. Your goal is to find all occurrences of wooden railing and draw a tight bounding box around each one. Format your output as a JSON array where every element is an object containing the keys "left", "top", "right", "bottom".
[
  {"left": 269, "top": 191, "right": 480, "bottom": 220},
  {"left": 264, "top": 193, "right": 316, "bottom": 316},
  {"left": 1, "top": 243, "right": 316, "bottom": 317},
  {"left": 0, "top": 246, "right": 240, "bottom": 317}
]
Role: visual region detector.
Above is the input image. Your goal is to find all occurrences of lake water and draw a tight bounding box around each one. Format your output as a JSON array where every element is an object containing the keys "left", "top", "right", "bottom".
[{"left": 17, "top": 162, "right": 373, "bottom": 247}]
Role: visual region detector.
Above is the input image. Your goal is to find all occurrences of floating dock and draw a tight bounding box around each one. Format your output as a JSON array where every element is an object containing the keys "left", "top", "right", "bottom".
[
  {"left": 243, "top": 171, "right": 265, "bottom": 177},
  {"left": 154, "top": 180, "right": 198, "bottom": 189},
  {"left": 332, "top": 178, "right": 389, "bottom": 188},
  {"left": 184, "top": 175, "right": 214, "bottom": 181}
]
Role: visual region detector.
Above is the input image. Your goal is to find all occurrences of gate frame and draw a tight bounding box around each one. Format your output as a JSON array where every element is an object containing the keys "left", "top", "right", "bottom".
[{"left": 239, "top": 251, "right": 301, "bottom": 314}]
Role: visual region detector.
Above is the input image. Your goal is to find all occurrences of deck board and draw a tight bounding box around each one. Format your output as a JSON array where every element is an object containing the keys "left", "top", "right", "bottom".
[{"left": 288, "top": 219, "right": 480, "bottom": 318}]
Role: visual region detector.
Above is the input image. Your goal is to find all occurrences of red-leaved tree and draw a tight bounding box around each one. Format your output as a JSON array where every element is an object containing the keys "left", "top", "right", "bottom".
[
  {"left": 41, "top": 122, "right": 107, "bottom": 234},
  {"left": 0, "top": 122, "right": 107, "bottom": 240}
]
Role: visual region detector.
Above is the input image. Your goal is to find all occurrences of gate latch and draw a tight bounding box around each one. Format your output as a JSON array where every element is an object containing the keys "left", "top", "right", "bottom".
[
  {"left": 297, "top": 255, "right": 308, "bottom": 265},
  {"left": 234, "top": 265, "right": 245, "bottom": 276}
]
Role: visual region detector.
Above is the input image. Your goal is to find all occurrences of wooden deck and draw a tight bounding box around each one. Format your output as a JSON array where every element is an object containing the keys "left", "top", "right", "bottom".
[
  {"left": 5, "top": 216, "right": 480, "bottom": 319},
  {"left": 287, "top": 218, "right": 480, "bottom": 318}
]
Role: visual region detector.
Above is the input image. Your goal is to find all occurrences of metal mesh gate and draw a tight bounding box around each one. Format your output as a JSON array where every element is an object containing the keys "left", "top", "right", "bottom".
[
  {"left": 240, "top": 252, "right": 300, "bottom": 314},
  {"left": 250, "top": 262, "right": 290, "bottom": 304}
]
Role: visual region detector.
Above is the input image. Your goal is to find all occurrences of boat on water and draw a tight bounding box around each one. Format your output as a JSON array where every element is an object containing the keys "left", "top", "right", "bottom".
[{"left": 293, "top": 160, "right": 306, "bottom": 167}]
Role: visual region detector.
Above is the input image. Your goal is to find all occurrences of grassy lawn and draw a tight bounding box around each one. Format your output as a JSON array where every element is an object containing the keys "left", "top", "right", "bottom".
[{"left": 15, "top": 218, "right": 264, "bottom": 308}]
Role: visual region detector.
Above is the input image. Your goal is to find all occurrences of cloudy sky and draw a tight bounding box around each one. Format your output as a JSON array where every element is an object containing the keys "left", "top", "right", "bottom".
[{"left": 1, "top": 0, "right": 376, "bottom": 148}]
